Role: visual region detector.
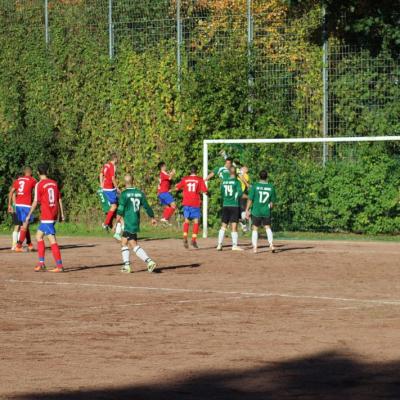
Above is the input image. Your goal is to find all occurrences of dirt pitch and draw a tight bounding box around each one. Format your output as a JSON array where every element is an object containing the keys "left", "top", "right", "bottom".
[{"left": 1, "top": 235, "right": 400, "bottom": 400}]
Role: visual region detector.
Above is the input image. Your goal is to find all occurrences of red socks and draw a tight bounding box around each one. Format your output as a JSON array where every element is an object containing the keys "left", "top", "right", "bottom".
[
  {"left": 183, "top": 222, "right": 189, "bottom": 238},
  {"left": 38, "top": 240, "right": 45, "bottom": 265},
  {"left": 192, "top": 223, "right": 199, "bottom": 241},
  {"left": 17, "top": 228, "right": 27, "bottom": 247},
  {"left": 51, "top": 243, "right": 63, "bottom": 268},
  {"left": 104, "top": 210, "right": 115, "bottom": 227},
  {"left": 162, "top": 206, "right": 176, "bottom": 221}
]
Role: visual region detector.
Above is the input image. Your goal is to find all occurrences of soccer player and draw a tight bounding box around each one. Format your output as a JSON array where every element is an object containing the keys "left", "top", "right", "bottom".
[
  {"left": 99, "top": 153, "right": 120, "bottom": 231},
  {"left": 25, "top": 164, "right": 65, "bottom": 272},
  {"left": 205, "top": 157, "right": 233, "bottom": 181},
  {"left": 97, "top": 186, "right": 123, "bottom": 241},
  {"left": 217, "top": 166, "right": 243, "bottom": 251},
  {"left": 117, "top": 174, "right": 157, "bottom": 274},
  {"left": 7, "top": 167, "right": 37, "bottom": 252},
  {"left": 176, "top": 166, "right": 208, "bottom": 249},
  {"left": 237, "top": 165, "right": 251, "bottom": 233},
  {"left": 245, "top": 170, "right": 277, "bottom": 253},
  {"left": 157, "top": 162, "right": 177, "bottom": 224}
]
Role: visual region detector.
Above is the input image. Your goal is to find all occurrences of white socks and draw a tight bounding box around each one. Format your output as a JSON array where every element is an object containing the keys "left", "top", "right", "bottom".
[
  {"left": 252, "top": 230, "right": 258, "bottom": 248},
  {"left": 121, "top": 246, "right": 130, "bottom": 265},
  {"left": 218, "top": 228, "right": 225, "bottom": 245},
  {"left": 134, "top": 246, "right": 150, "bottom": 263},
  {"left": 266, "top": 227, "right": 273, "bottom": 245},
  {"left": 231, "top": 232, "right": 238, "bottom": 247},
  {"left": 12, "top": 231, "right": 18, "bottom": 244}
]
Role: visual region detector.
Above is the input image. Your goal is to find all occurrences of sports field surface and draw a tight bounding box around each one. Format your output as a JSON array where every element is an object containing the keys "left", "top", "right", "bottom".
[{"left": 1, "top": 236, "right": 400, "bottom": 399}]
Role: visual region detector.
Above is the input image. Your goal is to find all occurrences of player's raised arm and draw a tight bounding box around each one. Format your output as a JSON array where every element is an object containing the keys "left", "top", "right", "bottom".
[{"left": 205, "top": 171, "right": 214, "bottom": 182}]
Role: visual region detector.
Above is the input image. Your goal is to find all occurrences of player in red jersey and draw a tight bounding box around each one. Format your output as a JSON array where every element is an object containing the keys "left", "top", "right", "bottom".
[
  {"left": 157, "top": 161, "right": 176, "bottom": 224},
  {"left": 99, "top": 153, "right": 120, "bottom": 232},
  {"left": 25, "top": 164, "right": 65, "bottom": 272},
  {"left": 7, "top": 167, "right": 37, "bottom": 252},
  {"left": 175, "top": 166, "right": 208, "bottom": 249}
]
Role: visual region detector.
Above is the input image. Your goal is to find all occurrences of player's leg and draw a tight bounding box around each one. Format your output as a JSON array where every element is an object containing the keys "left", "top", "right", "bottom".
[
  {"left": 182, "top": 207, "right": 190, "bottom": 248},
  {"left": 25, "top": 226, "right": 34, "bottom": 251},
  {"left": 47, "top": 230, "right": 64, "bottom": 272},
  {"left": 15, "top": 207, "right": 29, "bottom": 252},
  {"left": 160, "top": 193, "right": 176, "bottom": 224},
  {"left": 217, "top": 222, "right": 227, "bottom": 251},
  {"left": 231, "top": 208, "right": 243, "bottom": 251},
  {"left": 103, "top": 190, "right": 118, "bottom": 230},
  {"left": 190, "top": 208, "right": 201, "bottom": 248},
  {"left": 251, "top": 217, "right": 261, "bottom": 253},
  {"left": 113, "top": 217, "right": 123, "bottom": 241},
  {"left": 120, "top": 235, "right": 131, "bottom": 273},
  {"left": 265, "top": 222, "right": 275, "bottom": 252},
  {"left": 130, "top": 235, "right": 157, "bottom": 273},
  {"left": 11, "top": 224, "right": 19, "bottom": 251},
  {"left": 35, "top": 229, "right": 47, "bottom": 271},
  {"left": 239, "top": 196, "right": 248, "bottom": 233}
]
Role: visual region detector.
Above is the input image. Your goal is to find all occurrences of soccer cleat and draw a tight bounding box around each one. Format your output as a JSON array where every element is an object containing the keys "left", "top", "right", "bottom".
[
  {"left": 191, "top": 240, "right": 199, "bottom": 249},
  {"left": 146, "top": 260, "right": 157, "bottom": 273},
  {"left": 253, "top": 247, "right": 258, "bottom": 254},
  {"left": 183, "top": 238, "right": 189, "bottom": 249},
  {"left": 121, "top": 264, "right": 132, "bottom": 273},
  {"left": 15, "top": 246, "right": 24, "bottom": 253},
  {"left": 102, "top": 223, "right": 110, "bottom": 232},
  {"left": 49, "top": 266, "right": 64, "bottom": 273},
  {"left": 270, "top": 244, "right": 276, "bottom": 253},
  {"left": 113, "top": 232, "right": 122, "bottom": 242},
  {"left": 34, "top": 264, "right": 47, "bottom": 272},
  {"left": 11, "top": 243, "right": 17, "bottom": 251},
  {"left": 232, "top": 246, "right": 244, "bottom": 251},
  {"left": 27, "top": 244, "right": 35, "bottom": 252},
  {"left": 160, "top": 218, "right": 172, "bottom": 226},
  {"left": 216, "top": 244, "right": 223, "bottom": 251}
]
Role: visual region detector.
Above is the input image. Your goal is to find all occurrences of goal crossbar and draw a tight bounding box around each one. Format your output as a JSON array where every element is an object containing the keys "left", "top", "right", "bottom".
[{"left": 202, "top": 135, "right": 400, "bottom": 238}]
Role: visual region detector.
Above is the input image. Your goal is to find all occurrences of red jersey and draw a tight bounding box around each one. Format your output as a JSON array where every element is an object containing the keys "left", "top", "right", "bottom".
[
  {"left": 176, "top": 175, "right": 207, "bottom": 207},
  {"left": 13, "top": 176, "right": 37, "bottom": 207},
  {"left": 158, "top": 171, "right": 171, "bottom": 194},
  {"left": 101, "top": 162, "right": 116, "bottom": 190},
  {"left": 34, "top": 179, "right": 61, "bottom": 222}
]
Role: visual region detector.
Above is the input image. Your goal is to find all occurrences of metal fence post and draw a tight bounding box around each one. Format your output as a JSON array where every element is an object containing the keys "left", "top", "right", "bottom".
[
  {"left": 108, "top": 0, "right": 114, "bottom": 60},
  {"left": 322, "top": 3, "right": 328, "bottom": 165},
  {"left": 44, "top": 0, "right": 49, "bottom": 46},
  {"left": 176, "top": 0, "right": 182, "bottom": 91},
  {"left": 247, "top": 0, "right": 254, "bottom": 113}
]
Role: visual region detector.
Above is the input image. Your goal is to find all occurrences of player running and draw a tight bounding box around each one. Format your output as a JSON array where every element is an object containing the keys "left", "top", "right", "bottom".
[
  {"left": 176, "top": 166, "right": 208, "bottom": 249},
  {"left": 217, "top": 167, "right": 243, "bottom": 251},
  {"left": 157, "top": 162, "right": 177, "bottom": 224},
  {"left": 205, "top": 157, "right": 233, "bottom": 181},
  {"left": 25, "top": 164, "right": 65, "bottom": 272},
  {"left": 117, "top": 174, "right": 157, "bottom": 273},
  {"left": 99, "top": 153, "right": 120, "bottom": 232},
  {"left": 7, "top": 167, "right": 36, "bottom": 252},
  {"left": 245, "top": 170, "right": 277, "bottom": 253}
]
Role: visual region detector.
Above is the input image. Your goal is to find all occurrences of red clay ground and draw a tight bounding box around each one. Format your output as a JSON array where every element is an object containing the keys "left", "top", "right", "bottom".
[{"left": 1, "top": 235, "right": 400, "bottom": 399}]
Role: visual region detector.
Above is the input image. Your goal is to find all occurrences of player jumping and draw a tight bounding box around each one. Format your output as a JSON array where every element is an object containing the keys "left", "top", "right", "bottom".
[
  {"left": 205, "top": 157, "right": 233, "bottom": 181},
  {"left": 25, "top": 164, "right": 65, "bottom": 272},
  {"left": 245, "top": 170, "right": 277, "bottom": 253},
  {"left": 217, "top": 166, "right": 244, "bottom": 251},
  {"left": 117, "top": 174, "right": 157, "bottom": 274},
  {"left": 176, "top": 166, "right": 208, "bottom": 249},
  {"left": 7, "top": 167, "right": 36, "bottom": 252},
  {"left": 157, "top": 162, "right": 177, "bottom": 224},
  {"left": 99, "top": 153, "right": 122, "bottom": 240},
  {"left": 237, "top": 165, "right": 251, "bottom": 233}
]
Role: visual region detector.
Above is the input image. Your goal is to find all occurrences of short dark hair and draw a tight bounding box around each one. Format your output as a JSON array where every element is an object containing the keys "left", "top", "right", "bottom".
[
  {"left": 259, "top": 170, "right": 268, "bottom": 180},
  {"left": 38, "top": 164, "right": 48, "bottom": 176},
  {"left": 110, "top": 152, "right": 118, "bottom": 161},
  {"left": 190, "top": 165, "right": 197, "bottom": 174},
  {"left": 158, "top": 161, "right": 166, "bottom": 170},
  {"left": 226, "top": 157, "right": 233, "bottom": 163},
  {"left": 229, "top": 166, "right": 237, "bottom": 176}
]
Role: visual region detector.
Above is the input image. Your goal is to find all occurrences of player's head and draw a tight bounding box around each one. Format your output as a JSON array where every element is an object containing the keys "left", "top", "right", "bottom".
[
  {"left": 190, "top": 165, "right": 197, "bottom": 175},
  {"left": 229, "top": 166, "right": 237, "bottom": 177},
  {"left": 241, "top": 165, "right": 249, "bottom": 174},
  {"left": 23, "top": 166, "right": 32, "bottom": 176},
  {"left": 124, "top": 174, "right": 133, "bottom": 187},
  {"left": 110, "top": 153, "right": 118, "bottom": 164},
  {"left": 158, "top": 161, "right": 166, "bottom": 171},
  {"left": 225, "top": 157, "right": 233, "bottom": 168},
  {"left": 37, "top": 164, "right": 48, "bottom": 177},
  {"left": 259, "top": 170, "right": 268, "bottom": 181}
]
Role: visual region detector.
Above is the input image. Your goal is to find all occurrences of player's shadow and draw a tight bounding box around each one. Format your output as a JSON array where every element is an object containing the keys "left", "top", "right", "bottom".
[
  {"left": 59, "top": 244, "right": 96, "bottom": 250},
  {"left": 13, "top": 350, "right": 400, "bottom": 399},
  {"left": 256, "top": 245, "right": 314, "bottom": 253},
  {"left": 137, "top": 263, "right": 201, "bottom": 274},
  {"left": 64, "top": 263, "right": 122, "bottom": 272}
]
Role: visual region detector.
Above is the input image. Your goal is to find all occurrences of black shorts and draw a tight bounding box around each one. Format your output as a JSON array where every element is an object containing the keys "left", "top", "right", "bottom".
[
  {"left": 122, "top": 231, "right": 138, "bottom": 241},
  {"left": 222, "top": 207, "right": 240, "bottom": 224},
  {"left": 252, "top": 216, "right": 272, "bottom": 227},
  {"left": 12, "top": 213, "right": 21, "bottom": 226}
]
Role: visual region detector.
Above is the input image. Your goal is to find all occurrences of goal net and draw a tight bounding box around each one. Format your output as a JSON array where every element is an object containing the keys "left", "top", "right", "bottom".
[{"left": 202, "top": 136, "right": 400, "bottom": 238}]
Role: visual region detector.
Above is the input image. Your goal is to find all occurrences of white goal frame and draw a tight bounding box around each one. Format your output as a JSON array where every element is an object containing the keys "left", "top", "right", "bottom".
[{"left": 202, "top": 135, "right": 400, "bottom": 238}]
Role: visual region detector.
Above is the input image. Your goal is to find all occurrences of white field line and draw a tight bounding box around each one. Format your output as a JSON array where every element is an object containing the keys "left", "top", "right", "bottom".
[{"left": 5, "top": 279, "right": 400, "bottom": 307}]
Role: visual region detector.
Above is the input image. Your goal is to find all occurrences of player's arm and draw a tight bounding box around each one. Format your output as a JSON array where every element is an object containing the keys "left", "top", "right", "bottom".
[
  {"left": 7, "top": 186, "right": 16, "bottom": 213},
  {"left": 236, "top": 180, "right": 243, "bottom": 198},
  {"left": 99, "top": 169, "right": 104, "bottom": 188},
  {"left": 200, "top": 179, "right": 208, "bottom": 194},
  {"left": 245, "top": 187, "right": 254, "bottom": 219},
  {"left": 270, "top": 186, "right": 277, "bottom": 209},
  {"left": 142, "top": 195, "right": 157, "bottom": 225},
  {"left": 205, "top": 171, "right": 214, "bottom": 182},
  {"left": 168, "top": 169, "right": 176, "bottom": 179},
  {"left": 237, "top": 174, "right": 250, "bottom": 189},
  {"left": 116, "top": 192, "right": 126, "bottom": 217},
  {"left": 112, "top": 176, "right": 120, "bottom": 193},
  {"left": 175, "top": 179, "right": 184, "bottom": 191},
  {"left": 58, "top": 197, "right": 65, "bottom": 221}
]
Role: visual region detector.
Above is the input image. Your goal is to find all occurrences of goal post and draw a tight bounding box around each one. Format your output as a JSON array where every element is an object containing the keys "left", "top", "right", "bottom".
[{"left": 202, "top": 135, "right": 400, "bottom": 238}]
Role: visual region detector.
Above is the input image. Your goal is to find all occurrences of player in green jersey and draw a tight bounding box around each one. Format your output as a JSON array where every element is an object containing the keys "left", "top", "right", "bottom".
[
  {"left": 245, "top": 170, "right": 277, "bottom": 253},
  {"left": 97, "top": 187, "right": 123, "bottom": 241},
  {"left": 205, "top": 157, "right": 233, "bottom": 182},
  {"left": 217, "top": 167, "right": 244, "bottom": 251},
  {"left": 116, "top": 175, "right": 157, "bottom": 273}
]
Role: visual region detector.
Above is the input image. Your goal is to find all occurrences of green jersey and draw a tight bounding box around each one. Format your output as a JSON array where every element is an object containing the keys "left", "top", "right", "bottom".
[
  {"left": 213, "top": 166, "right": 231, "bottom": 180},
  {"left": 97, "top": 188, "right": 110, "bottom": 213},
  {"left": 248, "top": 181, "right": 277, "bottom": 217},
  {"left": 117, "top": 187, "right": 154, "bottom": 234},
  {"left": 221, "top": 178, "right": 243, "bottom": 207}
]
